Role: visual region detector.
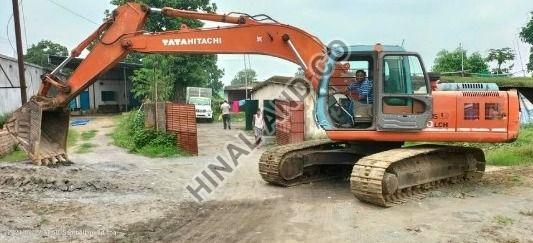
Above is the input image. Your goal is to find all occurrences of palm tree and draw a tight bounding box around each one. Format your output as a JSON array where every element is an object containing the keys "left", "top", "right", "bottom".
[{"left": 486, "top": 48, "right": 515, "bottom": 74}]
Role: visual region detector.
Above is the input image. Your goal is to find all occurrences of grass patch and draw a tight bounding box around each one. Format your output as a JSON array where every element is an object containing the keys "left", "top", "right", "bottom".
[
  {"left": 0, "top": 113, "right": 10, "bottom": 128},
  {"left": 441, "top": 76, "right": 533, "bottom": 88},
  {"left": 75, "top": 142, "right": 96, "bottom": 154},
  {"left": 67, "top": 129, "right": 80, "bottom": 148},
  {"left": 483, "top": 124, "right": 533, "bottom": 166},
  {"left": 137, "top": 144, "right": 185, "bottom": 158},
  {"left": 112, "top": 113, "right": 135, "bottom": 150},
  {"left": 111, "top": 111, "right": 183, "bottom": 158},
  {"left": 405, "top": 125, "right": 533, "bottom": 166},
  {"left": 0, "top": 147, "right": 27, "bottom": 162},
  {"left": 80, "top": 130, "right": 97, "bottom": 140},
  {"left": 519, "top": 210, "right": 533, "bottom": 217},
  {"left": 493, "top": 215, "right": 514, "bottom": 226}
]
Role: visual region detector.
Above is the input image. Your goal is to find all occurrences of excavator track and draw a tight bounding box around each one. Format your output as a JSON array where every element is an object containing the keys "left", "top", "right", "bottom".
[
  {"left": 350, "top": 144, "right": 485, "bottom": 207},
  {"left": 259, "top": 139, "right": 348, "bottom": 186}
]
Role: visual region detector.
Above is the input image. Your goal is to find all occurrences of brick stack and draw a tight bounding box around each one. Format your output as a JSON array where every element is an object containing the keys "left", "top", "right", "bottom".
[
  {"left": 165, "top": 103, "right": 198, "bottom": 155},
  {"left": 0, "top": 129, "right": 16, "bottom": 157},
  {"left": 275, "top": 100, "right": 304, "bottom": 145}
]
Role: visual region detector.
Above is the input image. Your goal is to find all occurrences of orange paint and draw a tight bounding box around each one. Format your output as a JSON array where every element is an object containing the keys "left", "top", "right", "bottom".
[
  {"left": 328, "top": 90, "right": 520, "bottom": 143},
  {"left": 38, "top": 3, "right": 520, "bottom": 145}
]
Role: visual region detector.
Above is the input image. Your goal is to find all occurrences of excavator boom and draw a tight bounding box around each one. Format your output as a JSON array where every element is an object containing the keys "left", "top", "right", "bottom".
[{"left": 6, "top": 3, "right": 326, "bottom": 165}]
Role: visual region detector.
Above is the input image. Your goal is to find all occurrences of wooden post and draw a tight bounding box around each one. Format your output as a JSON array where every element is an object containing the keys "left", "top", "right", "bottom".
[{"left": 12, "top": 0, "right": 27, "bottom": 104}]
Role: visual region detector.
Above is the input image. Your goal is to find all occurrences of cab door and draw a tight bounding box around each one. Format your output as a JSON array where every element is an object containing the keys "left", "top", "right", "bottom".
[{"left": 376, "top": 53, "right": 432, "bottom": 131}]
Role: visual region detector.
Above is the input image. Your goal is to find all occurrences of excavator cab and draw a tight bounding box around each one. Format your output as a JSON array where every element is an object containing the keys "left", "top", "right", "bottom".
[{"left": 318, "top": 45, "right": 433, "bottom": 131}]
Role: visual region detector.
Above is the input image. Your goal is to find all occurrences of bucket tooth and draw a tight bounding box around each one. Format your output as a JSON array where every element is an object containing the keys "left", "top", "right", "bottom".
[
  {"left": 50, "top": 156, "right": 59, "bottom": 165},
  {"left": 57, "top": 155, "right": 66, "bottom": 163}
]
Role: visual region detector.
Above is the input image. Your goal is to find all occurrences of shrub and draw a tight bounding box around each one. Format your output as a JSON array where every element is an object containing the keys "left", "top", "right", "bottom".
[
  {"left": 0, "top": 113, "right": 10, "bottom": 128},
  {"left": 112, "top": 110, "right": 182, "bottom": 157}
]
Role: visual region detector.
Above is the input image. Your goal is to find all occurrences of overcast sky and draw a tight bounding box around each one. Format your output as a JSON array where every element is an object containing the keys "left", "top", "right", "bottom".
[{"left": 1, "top": 0, "right": 531, "bottom": 85}]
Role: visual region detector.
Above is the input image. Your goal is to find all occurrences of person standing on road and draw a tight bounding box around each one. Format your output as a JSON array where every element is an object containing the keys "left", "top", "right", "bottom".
[
  {"left": 253, "top": 108, "right": 264, "bottom": 145},
  {"left": 220, "top": 100, "right": 231, "bottom": 129}
]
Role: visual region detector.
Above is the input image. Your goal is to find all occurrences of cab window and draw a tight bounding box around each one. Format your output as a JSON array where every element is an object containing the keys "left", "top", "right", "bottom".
[
  {"left": 383, "top": 55, "right": 427, "bottom": 95},
  {"left": 382, "top": 55, "right": 428, "bottom": 114}
]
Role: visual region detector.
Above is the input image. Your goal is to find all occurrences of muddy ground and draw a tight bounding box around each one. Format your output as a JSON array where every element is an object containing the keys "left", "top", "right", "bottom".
[{"left": 0, "top": 116, "right": 532, "bottom": 242}]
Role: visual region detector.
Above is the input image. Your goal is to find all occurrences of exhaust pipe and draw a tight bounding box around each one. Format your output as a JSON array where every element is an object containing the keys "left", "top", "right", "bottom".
[{"left": 5, "top": 100, "right": 70, "bottom": 165}]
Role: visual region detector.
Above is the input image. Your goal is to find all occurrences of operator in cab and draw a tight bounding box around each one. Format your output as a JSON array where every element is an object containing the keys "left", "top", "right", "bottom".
[{"left": 347, "top": 70, "right": 373, "bottom": 119}]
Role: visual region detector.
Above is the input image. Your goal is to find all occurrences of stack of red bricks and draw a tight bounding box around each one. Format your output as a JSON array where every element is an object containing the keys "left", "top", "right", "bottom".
[
  {"left": 275, "top": 100, "right": 304, "bottom": 145},
  {"left": 165, "top": 103, "right": 198, "bottom": 155},
  {"left": 0, "top": 129, "right": 16, "bottom": 157}
]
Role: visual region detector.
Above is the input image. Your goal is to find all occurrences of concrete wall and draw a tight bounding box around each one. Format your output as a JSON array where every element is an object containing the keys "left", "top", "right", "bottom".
[
  {"left": 252, "top": 83, "right": 303, "bottom": 111},
  {"left": 69, "top": 79, "right": 131, "bottom": 113},
  {"left": 251, "top": 83, "right": 327, "bottom": 140},
  {"left": 0, "top": 54, "right": 44, "bottom": 115},
  {"left": 93, "top": 79, "right": 129, "bottom": 108}
]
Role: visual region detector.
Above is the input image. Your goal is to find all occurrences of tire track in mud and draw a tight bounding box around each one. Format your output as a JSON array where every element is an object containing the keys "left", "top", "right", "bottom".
[{"left": 115, "top": 199, "right": 293, "bottom": 242}]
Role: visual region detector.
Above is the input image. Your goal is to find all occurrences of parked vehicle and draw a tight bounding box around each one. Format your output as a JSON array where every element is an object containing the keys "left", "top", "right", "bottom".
[{"left": 186, "top": 87, "right": 213, "bottom": 122}]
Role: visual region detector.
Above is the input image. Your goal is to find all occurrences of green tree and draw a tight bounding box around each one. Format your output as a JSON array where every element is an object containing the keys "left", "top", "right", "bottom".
[
  {"left": 231, "top": 69, "right": 257, "bottom": 86},
  {"left": 131, "top": 55, "right": 175, "bottom": 101},
  {"left": 519, "top": 11, "right": 533, "bottom": 74},
  {"left": 467, "top": 52, "right": 489, "bottom": 74},
  {"left": 487, "top": 48, "right": 515, "bottom": 74},
  {"left": 108, "top": 0, "right": 223, "bottom": 101},
  {"left": 432, "top": 48, "right": 488, "bottom": 74},
  {"left": 24, "top": 40, "right": 68, "bottom": 68}
]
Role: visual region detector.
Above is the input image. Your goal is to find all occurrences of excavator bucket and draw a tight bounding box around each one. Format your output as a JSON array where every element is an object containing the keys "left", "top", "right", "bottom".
[{"left": 5, "top": 100, "right": 69, "bottom": 165}]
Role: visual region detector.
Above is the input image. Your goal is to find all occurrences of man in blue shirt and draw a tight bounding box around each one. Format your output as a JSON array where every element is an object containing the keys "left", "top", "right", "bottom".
[{"left": 347, "top": 70, "right": 373, "bottom": 119}]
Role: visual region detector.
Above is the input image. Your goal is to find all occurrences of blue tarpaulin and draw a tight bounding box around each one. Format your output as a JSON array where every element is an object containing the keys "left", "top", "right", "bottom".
[
  {"left": 520, "top": 93, "right": 533, "bottom": 124},
  {"left": 70, "top": 119, "right": 90, "bottom": 126}
]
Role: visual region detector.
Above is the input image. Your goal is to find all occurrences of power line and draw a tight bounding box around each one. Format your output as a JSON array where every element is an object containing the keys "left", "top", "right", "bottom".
[
  {"left": 6, "top": 13, "right": 15, "bottom": 53},
  {"left": 20, "top": 0, "right": 29, "bottom": 51},
  {"left": 5, "top": 1, "right": 26, "bottom": 56},
  {"left": 45, "top": 0, "right": 98, "bottom": 25}
]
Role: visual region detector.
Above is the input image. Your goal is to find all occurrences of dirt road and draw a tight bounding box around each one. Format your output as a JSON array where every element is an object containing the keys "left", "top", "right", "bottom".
[{"left": 1, "top": 116, "right": 532, "bottom": 242}]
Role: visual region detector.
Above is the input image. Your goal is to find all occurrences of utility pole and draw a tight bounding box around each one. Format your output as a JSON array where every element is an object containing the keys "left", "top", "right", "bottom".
[
  {"left": 459, "top": 43, "right": 464, "bottom": 77},
  {"left": 12, "top": 0, "right": 27, "bottom": 104},
  {"left": 243, "top": 55, "right": 248, "bottom": 100}
]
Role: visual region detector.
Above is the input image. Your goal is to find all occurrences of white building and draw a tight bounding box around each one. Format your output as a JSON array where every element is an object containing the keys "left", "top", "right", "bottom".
[
  {"left": 251, "top": 76, "right": 296, "bottom": 111},
  {"left": 0, "top": 53, "right": 44, "bottom": 115},
  {"left": 0, "top": 54, "right": 141, "bottom": 115},
  {"left": 49, "top": 55, "right": 141, "bottom": 113},
  {"left": 251, "top": 75, "right": 326, "bottom": 140}
]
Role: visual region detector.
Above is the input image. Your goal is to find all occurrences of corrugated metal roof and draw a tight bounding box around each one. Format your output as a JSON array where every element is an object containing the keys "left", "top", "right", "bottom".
[
  {"left": 224, "top": 85, "right": 255, "bottom": 91},
  {"left": 0, "top": 53, "right": 45, "bottom": 69},
  {"left": 252, "top": 75, "right": 294, "bottom": 92}
]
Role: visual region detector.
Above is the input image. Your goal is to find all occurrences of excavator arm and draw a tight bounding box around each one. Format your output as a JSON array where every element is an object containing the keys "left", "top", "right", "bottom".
[
  {"left": 6, "top": 3, "right": 327, "bottom": 165},
  {"left": 46, "top": 3, "right": 326, "bottom": 106}
]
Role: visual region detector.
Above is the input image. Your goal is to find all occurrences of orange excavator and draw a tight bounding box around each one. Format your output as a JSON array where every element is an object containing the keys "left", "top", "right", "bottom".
[{"left": 5, "top": 3, "right": 520, "bottom": 207}]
